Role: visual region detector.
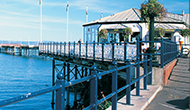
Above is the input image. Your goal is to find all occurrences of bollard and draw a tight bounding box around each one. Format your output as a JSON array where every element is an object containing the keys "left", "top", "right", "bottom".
[
  {"left": 90, "top": 65, "right": 97, "bottom": 110},
  {"left": 56, "top": 72, "right": 65, "bottom": 110},
  {"left": 112, "top": 61, "right": 117, "bottom": 110},
  {"left": 143, "top": 56, "right": 147, "bottom": 90},
  {"left": 125, "top": 59, "right": 131, "bottom": 105}
]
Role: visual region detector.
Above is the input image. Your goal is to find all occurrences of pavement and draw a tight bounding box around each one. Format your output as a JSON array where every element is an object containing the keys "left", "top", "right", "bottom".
[
  {"left": 107, "top": 57, "right": 189, "bottom": 110},
  {"left": 145, "top": 57, "right": 190, "bottom": 110}
]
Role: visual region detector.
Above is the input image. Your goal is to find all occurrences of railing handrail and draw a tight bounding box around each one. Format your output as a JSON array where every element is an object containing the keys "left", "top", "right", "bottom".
[
  {"left": 0, "top": 55, "right": 152, "bottom": 110},
  {"left": 0, "top": 85, "right": 61, "bottom": 107}
]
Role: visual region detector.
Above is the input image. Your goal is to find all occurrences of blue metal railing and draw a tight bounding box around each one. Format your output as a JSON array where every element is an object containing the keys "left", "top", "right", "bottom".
[
  {"left": 137, "top": 38, "right": 178, "bottom": 68},
  {"left": 0, "top": 55, "right": 152, "bottom": 110}
]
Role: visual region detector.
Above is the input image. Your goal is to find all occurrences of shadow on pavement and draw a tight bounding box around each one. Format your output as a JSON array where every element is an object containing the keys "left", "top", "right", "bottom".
[{"left": 166, "top": 96, "right": 189, "bottom": 109}]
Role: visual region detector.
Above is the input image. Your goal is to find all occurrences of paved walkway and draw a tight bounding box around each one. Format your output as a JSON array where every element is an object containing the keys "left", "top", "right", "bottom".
[{"left": 145, "top": 57, "right": 190, "bottom": 110}]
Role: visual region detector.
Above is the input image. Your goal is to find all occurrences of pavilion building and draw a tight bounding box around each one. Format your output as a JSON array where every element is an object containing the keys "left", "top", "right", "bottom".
[{"left": 82, "top": 8, "right": 189, "bottom": 46}]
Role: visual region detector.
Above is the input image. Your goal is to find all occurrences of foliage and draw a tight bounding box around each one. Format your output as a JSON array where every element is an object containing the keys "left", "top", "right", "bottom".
[
  {"left": 181, "top": 29, "right": 190, "bottom": 37},
  {"left": 140, "top": 0, "right": 167, "bottom": 22},
  {"left": 155, "top": 27, "right": 165, "bottom": 37},
  {"left": 99, "top": 29, "right": 108, "bottom": 39},
  {"left": 122, "top": 27, "right": 132, "bottom": 39},
  {"left": 98, "top": 100, "right": 112, "bottom": 110}
]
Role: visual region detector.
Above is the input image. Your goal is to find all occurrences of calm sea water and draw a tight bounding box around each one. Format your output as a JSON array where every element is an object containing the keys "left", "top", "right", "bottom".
[{"left": 0, "top": 53, "right": 75, "bottom": 110}]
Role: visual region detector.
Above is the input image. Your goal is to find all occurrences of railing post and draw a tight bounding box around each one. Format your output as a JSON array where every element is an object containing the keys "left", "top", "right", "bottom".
[
  {"left": 64, "top": 42, "right": 66, "bottom": 56},
  {"left": 102, "top": 42, "right": 104, "bottom": 62},
  {"left": 112, "top": 61, "right": 117, "bottom": 110},
  {"left": 148, "top": 55, "right": 152, "bottom": 85},
  {"left": 136, "top": 57, "right": 140, "bottom": 96},
  {"left": 124, "top": 41, "right": 127, "bottom": 62},
  {"left": 51, "top": 59, "right": 55, "bottom": 109},
  {"left": 74, "top": 65, "right": 78, "bottom": 103},
  {"left": 66, "top": 63, "right": 70, "bottom": 109},
  {"left": 48, "top": 42, "right": 50, "bottom": 54},
  {"left": 112, "top": 43, "right": 115, "bottom": 62},
  {"left": 68, "top": 42, "right": 70, "bottom": 58},
  {"left": 125, "top": 59, "right": 131, "bottom": 105},
  {"left": 43, "top": 43, "right": 45, "bottom": 53},
  {"left": 93, "top": 41, "right": 95, "bottom": 61},
  {"left": 73, "top": 41, "right": 75, "bottom": 57},
  {"left": 60, "top": 42, "right": 62, "bottom": 56},
  {"left": 56, "top": 42, "right": 58, "bottom": 55},
  {"left": 144, "top": 56, "right": 147, "bottom": 90},
  {"left": 56, "top": 72, "right": 65, "bottom": 110},
  {"left": 45, "top": 42, "right": 47, "bottom": 53},
  {"left": 90, "top": 65, "right": 97, "bottom": 110},
  {"left": 53, "top": 42, "right": 55, "bottom": 55},
  {"left": 86, "top": 41, "right": 88, "bottom": 59},
  {"left": 161, "top": 38, "right": 164, "bottom": 68},
  {"left": 136, "top": 38, "right": 140, "bottom": 60},
  {"left": 79, "top": 41, "right": 81, "bottom": 59}
]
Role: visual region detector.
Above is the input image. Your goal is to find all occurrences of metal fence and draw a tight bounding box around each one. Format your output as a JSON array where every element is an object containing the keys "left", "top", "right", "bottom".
[
  {"left": 38, "top": 41, "right": 137, "bottom": 62},
  {"left": 137, "top": 38, "right": 178, "bottom": 68},
  {"left": 0, "top": 55, "right": 153, "bottom": 110}
]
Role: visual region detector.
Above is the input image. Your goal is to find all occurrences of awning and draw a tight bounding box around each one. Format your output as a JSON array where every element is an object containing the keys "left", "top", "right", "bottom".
[
  {"left": 155, "top": 23, "right": 186, "bottom": 32},
  {"left": 99, "top": 23, "right": 141, "bottom": 32}
]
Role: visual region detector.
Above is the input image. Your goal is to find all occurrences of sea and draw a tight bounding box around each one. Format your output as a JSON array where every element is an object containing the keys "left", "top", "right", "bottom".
[{"left": 0, "top": 53, "right": 76, "bottom": 110}]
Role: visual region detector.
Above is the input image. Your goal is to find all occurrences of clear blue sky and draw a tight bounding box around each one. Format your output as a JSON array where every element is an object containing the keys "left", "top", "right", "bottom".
[{"left": 0, "top": 0, "right": 189, "bottom": 42}]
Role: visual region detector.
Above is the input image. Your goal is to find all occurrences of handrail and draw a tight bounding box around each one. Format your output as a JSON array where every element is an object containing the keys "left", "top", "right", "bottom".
[
  {"left": 0, "top": 55, "right": 152, "bottom": 110},
  {"left": 0, "top": 85, "right": 61, "bottom": 107}
]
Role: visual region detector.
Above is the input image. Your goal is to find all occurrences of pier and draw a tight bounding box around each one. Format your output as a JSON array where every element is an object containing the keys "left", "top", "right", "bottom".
[
  {"left": 0, "top": 38, "right": 189, "bottom": 110},
  {"left": 0, "top": 44, "right": 39, "bottom": 57}
]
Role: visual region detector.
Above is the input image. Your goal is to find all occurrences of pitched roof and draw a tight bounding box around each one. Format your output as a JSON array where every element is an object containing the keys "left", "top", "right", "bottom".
[
  {"left": 83, "top": 8, "right": 189, "bottom": 27},
  {"left": 83, "top": 8, "right": 141, "bottom": 26}
]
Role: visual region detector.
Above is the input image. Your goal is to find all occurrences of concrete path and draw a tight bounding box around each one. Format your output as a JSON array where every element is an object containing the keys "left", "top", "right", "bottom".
[{"left": 145, "top": 57, "right": 190, "bottom": 110}]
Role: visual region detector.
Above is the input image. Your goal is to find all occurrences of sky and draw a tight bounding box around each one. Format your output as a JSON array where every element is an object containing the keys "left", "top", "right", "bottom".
[{"left": 0, "top": 0, "right": 189, "bottom": 42}]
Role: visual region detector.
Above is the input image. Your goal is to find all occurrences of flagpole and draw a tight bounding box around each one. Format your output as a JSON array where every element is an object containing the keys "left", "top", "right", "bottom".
[
  {"left": 86, "top": 5, "right": 88, "bottom": 23},
  {"left": 40, "top": 0, "right": 42, "bottom": 43},
  {"left": 66, "top": 0, "right": 69, "bottom": 42}
]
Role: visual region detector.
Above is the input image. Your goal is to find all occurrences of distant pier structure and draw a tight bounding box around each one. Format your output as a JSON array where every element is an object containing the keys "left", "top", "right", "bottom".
[{"left": 0, "top": 44, "right": 39, "bottom": 57}]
